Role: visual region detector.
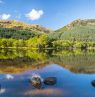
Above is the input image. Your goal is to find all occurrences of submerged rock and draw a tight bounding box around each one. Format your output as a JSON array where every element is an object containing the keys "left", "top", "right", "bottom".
[
  {"left": 29, "top": 74, "right": 57, "bottom": 88},
  {"left": 29, "top": 74, "right": 43, "bottom": 89},
  {"left": 92, "top": 80, "right": 95, "bottom": 87},
  {"left": 30, "top": 77, "right": 42, "bottom": 89},
  {"left": 44, "top": 77, "right": 56, "bottom": 85}
]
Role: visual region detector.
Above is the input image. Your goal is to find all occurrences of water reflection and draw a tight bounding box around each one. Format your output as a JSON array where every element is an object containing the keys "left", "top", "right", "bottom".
[
  {"left": 0, "top": 64, "right": 95, "bottom": 97},
  {"left": 0, "top": 49, "right": 95, "bottom": 97},
  {"left": 24, "top": 88, "right": 63, "bottom": 97},
  {"left": 0, "top": 49, "right": 95, "bottom": 73}
]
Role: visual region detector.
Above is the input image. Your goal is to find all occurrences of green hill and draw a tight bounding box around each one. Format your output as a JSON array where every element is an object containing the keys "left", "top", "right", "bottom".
[
  {"left": 0, "top": 20, "right": 52, "bottom": 39},
  {"left": 49, "top": 19, "right": 95, "bottom": 42}
]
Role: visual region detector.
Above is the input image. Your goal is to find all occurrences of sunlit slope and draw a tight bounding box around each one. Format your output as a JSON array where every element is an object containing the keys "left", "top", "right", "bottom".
[
  {"left": 0, "top": 20, "right": 52, "bottom": 39},
  {"left": 49, "top": 19, "right": 95, "bottom": 42}
]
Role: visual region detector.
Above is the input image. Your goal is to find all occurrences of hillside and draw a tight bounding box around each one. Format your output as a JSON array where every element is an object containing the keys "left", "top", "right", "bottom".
[
  {"left": 1, "top": 19, "right": 95, "bottom": 49},
  {"left": 0, "top": 20, "right": 52, "bottom": 39},
  {"left": 56, "top": 19, "right": 95, "bottom": 32},
  {"left": 49, "top": 19, "right": 95, "bottom": 42}
]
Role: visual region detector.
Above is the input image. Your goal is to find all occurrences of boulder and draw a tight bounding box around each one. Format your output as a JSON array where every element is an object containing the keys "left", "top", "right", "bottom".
[
  {"left": 29, "top": 77, "right": 42, "bottom": 89},
  {"left": 44, "top": 77, "right": 56, "bottom": 85},
  {"left": 92, "top": 80, "right": 95, "bottom": 87}
]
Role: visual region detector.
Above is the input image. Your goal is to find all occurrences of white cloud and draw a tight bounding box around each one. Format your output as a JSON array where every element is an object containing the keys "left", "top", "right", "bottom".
[
  {"left": 26, "top": 9, "right": 44, "bottom": 20},
  {"left": 0, "top": 14, "right": 11, "bottom": 20}
]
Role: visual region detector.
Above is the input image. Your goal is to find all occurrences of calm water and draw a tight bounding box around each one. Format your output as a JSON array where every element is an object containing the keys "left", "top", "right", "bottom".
[{"left": 0, "top": 49, "right": 95, "bottom": 97}]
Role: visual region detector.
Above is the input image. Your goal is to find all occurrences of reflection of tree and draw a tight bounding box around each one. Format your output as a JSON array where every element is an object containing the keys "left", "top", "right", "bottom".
[
  {"left": 1, "top": 49, "right": 95, "bottom": 74},
  {"left": 0, "top": 49, "right": 50, "bottom": 73},
  {"left": 50, "top": 50, "right": 95, "bottom": 74}
]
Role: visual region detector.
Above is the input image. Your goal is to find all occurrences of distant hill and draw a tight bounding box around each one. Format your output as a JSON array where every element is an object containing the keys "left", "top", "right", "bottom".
[
  {"left": 56, "top": 19, "right": 95, "bottom": 32},
  {"left": 0, "top": 20, "right": 52, "bottom": 39},
  {"left": 1, "top": 19, "right": 95, "bottom": 43},
  {"left": 49, "top": 19, "right": 95, "bottom": 42}
]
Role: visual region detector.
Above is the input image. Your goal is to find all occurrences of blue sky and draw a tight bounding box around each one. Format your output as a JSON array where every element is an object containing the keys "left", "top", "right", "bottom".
[{"left": 0, "top": 0, "right": 95, "bottom": 29}]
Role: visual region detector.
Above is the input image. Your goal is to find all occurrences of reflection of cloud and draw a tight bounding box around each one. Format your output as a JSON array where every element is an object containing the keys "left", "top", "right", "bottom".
[
  {"left": 24, "top": 88, "right": 62, "bottom": 96},
  {"left": 6, "top": 74, "right": 14, "bottom": 80},
  {"left": 0, "top": 88, "right": 6, "bottom": 94}
]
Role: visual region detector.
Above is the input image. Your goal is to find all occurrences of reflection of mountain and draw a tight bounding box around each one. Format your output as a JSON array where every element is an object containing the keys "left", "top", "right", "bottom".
[
  {"left": 50, "top": 50, "right": 95, "bottom": 74},
  {"left": 0, "top": 49, "right": 51, "bottom": 74},
  {"left": 0, "top": 57, "right": 50, "bottom": 74},
  {"left": 0, "top": 49, "right": 95, "bottom": 74}
]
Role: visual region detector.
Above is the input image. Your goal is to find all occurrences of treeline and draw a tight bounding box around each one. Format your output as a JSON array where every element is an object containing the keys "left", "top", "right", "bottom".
[
  {"left": 0, "top": 34, "right": 52, "bottom": 48},
  {"left": 0, "top": 30, "right": 95, "bottom": 49},
  {"left": 1, "top": 37, "right": 95, "bottom": 49},
  {"left": 52, "top": 40, "right": 95, "bottom": 50},
  {"left": 0, "top": 29, "right": 41, "bottom": 39}
]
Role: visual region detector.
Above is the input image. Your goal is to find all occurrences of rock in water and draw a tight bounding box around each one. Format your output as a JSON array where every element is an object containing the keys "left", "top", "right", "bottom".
[
  {"left": 44, "top": 77, "right": 56, "bottom": 85},
  {"left": 29, "top": 74, "right": 42, "bottom": 89},
  {"left": 92, "top": 80, "right": 95, "bottom": 87},
  {"left": 30, "top": 77, "right": 42, "bottom": 89}
]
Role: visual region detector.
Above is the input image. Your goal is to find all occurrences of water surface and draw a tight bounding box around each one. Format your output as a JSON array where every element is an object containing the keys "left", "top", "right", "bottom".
[{"left": 0, "top": 49, "right": 95, "bottom": 97}]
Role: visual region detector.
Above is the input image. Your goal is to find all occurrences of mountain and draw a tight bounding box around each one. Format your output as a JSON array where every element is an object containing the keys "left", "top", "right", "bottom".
[
  {"left": 56, "top": 19, "right": 95, "bottom": 32},
  {"left": 0, "top": 20, "right": 52, "bottom": 39},
  {"left": 1, "top": 19, "right": 95, "bottom": 42},
  {"left": 49, "top": 19, "right": 95, "bottom": 42}
]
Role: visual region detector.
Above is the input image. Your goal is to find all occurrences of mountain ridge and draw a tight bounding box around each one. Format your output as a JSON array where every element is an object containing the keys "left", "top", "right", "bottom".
[
  {"left": 0, "top": 20, "right": 53, "bottom": 39},
  {"left": 55, "top": 19, "right": 95, "bottom": 32},
  {"left": 0, "top": 20, "right": 52, "bottom": 33}
]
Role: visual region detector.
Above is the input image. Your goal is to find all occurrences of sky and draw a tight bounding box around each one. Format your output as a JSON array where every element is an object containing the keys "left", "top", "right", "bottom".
[{"left": 0, "top": 0, "right": 95, "bottom": 29}]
